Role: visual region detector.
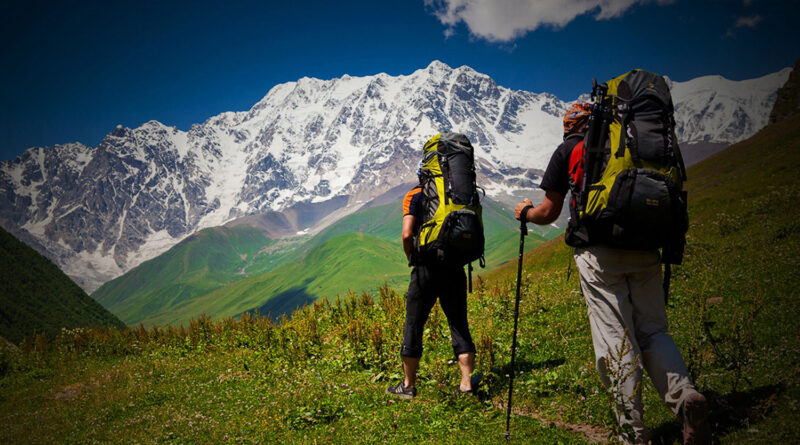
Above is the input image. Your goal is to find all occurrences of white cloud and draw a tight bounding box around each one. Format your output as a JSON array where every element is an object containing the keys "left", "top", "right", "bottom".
[
  {"left": 424, "top": 0, "right": 673, "bottom": 42},
  {"left": 725, "top": 14, "right": 763, "bottom": 38},
  {"left": 734, "top": 14, "right": 762, "bottom": 28}
]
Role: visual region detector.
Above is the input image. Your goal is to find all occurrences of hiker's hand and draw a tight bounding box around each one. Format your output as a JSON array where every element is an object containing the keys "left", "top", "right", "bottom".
[{"left": 515, "top": 199, "right": 533, "bottom": 221}]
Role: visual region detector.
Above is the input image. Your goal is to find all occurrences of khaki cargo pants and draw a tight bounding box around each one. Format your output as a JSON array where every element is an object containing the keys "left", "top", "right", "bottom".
[{"left": 574, "top": 246, "right": 698, "bottom": 443}]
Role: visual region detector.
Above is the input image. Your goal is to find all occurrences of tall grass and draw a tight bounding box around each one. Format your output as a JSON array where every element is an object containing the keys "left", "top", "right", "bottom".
[{"left": 2, "top": 116, "right": 800, "bottom": 443}]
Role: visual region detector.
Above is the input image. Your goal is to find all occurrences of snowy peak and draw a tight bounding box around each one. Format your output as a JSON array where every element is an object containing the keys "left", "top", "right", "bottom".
[
  {"left": 669, "top": 67, "right": 792, "bottom": 143},
  {"left": 0, "top": 62, "right": 791, "bottom": 293}
]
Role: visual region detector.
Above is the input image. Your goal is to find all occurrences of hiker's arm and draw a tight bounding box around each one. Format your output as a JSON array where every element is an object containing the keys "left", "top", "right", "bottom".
[
  {"left": 402, "top": 215, "right": 416, "bottom": 260},
  {"left": 514, "top": 190, "right": 565, "bottom": 225}
]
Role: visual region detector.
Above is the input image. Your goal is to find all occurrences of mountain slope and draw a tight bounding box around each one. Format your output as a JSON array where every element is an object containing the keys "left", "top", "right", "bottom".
[
  {"left": 668, "top": 67, "right": 792, "bottom": 143},
  {"left": 3, "top": 113, "right": 798, "bottom": 444},
  {"left": 92, "top": 226, "right": 283, "bottom": 325},
  {"left": 136, "top": 232, "right": 409, "bottom": 326},
  {"left": 0, "top": 61, "right": 564, "bottom": 292},
  {"left": 0, "top": 62, "right": 789, "bottom": 293},
  {"left": 770, "top": 57, "right": 800, "bottom": 123},
  {"left": 95, "top": 190, "right": 555, "bottom": 326},
  {"left": 0, "top": 227, "right": 125, "bottom": 343}
]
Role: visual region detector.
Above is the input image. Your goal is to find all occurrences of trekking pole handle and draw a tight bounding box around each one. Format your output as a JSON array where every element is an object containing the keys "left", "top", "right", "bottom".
[{"left": 519, "top": 205, "right": 533, "bottom": 236}]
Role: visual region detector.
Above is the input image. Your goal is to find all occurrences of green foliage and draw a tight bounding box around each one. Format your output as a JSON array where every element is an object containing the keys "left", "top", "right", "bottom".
[
  {"left": 4, "top": 114, "right": 799, "bottom": 443},
  {"left": 0, "top": 285, "right": 584, "bottom": 443},
  {"left": 0, "top": 227, "right": 125, "bottom": 343}
]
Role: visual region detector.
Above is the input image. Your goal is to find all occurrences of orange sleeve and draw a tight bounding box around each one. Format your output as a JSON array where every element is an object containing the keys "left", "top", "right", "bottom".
[{"left": 403, "top": 187, "right": 420, "bottom": 216}]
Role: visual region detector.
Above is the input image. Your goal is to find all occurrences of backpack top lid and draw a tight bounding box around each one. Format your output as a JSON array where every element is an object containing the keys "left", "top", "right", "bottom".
[
  {"left": 423, "top": 132, "right": 474, "bottom": 155},
  {"left": 607, "top": 69, "right": 673, "bottom": 109},
  {"left": 420, "top": 132, "right": 475, "bottom": 177}
]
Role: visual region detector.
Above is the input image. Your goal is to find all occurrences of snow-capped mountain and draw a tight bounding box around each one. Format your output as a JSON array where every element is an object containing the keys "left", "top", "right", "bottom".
[
  {"left": 0, "top": 61, "right": 791, "bottom": 292},
  {"left": 668, "top": 68, "right": 792, "bottom": 143}
]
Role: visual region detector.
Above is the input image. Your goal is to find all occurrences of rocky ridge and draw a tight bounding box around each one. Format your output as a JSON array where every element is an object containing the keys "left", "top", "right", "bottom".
[{"left": 0, "top": 61, "right": 791, "bottom": 291}]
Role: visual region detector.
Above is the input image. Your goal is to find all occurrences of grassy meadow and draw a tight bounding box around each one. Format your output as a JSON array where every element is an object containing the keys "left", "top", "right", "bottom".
[{"left": 2, "top": 115, "right": 800, "bottom": 443}]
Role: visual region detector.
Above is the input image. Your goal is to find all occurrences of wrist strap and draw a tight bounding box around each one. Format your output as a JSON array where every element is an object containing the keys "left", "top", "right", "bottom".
[{"left": 520, "top": 205, "right": 534, "bottom": 222}]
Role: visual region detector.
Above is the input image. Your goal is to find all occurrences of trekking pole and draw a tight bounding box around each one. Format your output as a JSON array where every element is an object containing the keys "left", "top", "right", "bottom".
[{"left": 504, "top": 206, "right": 530, "bottom": 439}]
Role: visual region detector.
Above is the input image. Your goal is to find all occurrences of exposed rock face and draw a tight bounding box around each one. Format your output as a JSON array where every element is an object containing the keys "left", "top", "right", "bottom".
[
  {"left": 769, "top": 58, "right": 800, "bottom": 124},
  {"left": 0, "top": 61, "right": 790, "bottom": 292}
]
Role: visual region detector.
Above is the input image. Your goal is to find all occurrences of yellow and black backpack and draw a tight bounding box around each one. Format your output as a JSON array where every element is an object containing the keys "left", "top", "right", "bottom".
[
  {"left": 415, "top": 132, "right": 485, "bottom": 268},
  {"left": 566, "top": 70, "right": 688, "bottom": 265}
]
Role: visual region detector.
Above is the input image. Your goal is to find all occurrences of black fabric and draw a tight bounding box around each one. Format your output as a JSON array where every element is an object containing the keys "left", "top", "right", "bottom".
[
  {"left": 594, "top": 169, "right": 684, "bottom": 252},
  {"left": 562, "top": 71, "right": 688, "bottom": 264},
  {"left": 615, "top": 71, "right": 676, "bottom": 167},
  {"left": 622, "top": 70, "right": 673, "bottom": 108},
  {"left": 624, "top": 106, "right": 674, "bottom": 165},
  {"left": 440, "top": 155, "right": 452, "bottom": 205},
  {"left": 662, "top": 190, "right": 688, "bottom": 265},
  {"left": 401, "top": 262, "right": 475, "bottom": 358},
  {"left": 438, "top": 134, "right": 477, "bottom": 205},
  {"left": 417, "top": 132, "right": 484, "bottom": 266},
  {"left": 520, "top": 205, "right": 534, "bottom": 223},
  {"left": 407, "top": 190, "right": 423, "bottom": 218},
  {"left": 437, "top": 209, "right": 484, "bottom": 264},
  {"left": 539, "top": 136, "right": 582, "bottom": 196}
]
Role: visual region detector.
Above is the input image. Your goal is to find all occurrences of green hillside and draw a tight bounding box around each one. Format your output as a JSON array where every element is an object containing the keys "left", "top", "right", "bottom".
[
  {"left": 307, "top": 202, "right": 400, "bottom": 246},
  {"left": 2, "top": 112, "right": 800, "bottom": 443},
  {"left": 132, "top": 232, "right": 410, "bottom": 326},
  {"left": 95, "top": 193, "right": 556, "bottom": 327},
  {"left": 93, "top": 226, "right": 270, "bottom": 313},
  {"left": 0, "top": 227, "right": 125, "bottom": 343}
]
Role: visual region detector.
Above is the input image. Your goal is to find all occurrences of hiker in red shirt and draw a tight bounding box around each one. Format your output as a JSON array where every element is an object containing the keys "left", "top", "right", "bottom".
[{"left": 514, "top": 102, "right": 709, "bottom": 444}]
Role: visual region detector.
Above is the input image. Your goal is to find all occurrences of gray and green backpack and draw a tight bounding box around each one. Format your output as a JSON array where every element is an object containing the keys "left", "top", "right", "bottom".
[
  {"left": 567, "top": 69, "right": 689, "bottom": 265},
  {"left": 415, "top": 132, "right": 485, "bottom": 267}
]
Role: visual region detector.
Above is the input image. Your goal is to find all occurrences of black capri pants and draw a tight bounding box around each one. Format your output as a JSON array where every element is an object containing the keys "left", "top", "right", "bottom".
[{"left": 400, "top": 262, "right": 476, "bottom": 358}]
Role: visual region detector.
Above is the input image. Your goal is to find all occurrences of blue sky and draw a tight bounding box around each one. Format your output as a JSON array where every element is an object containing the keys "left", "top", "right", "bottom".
[{"left": 1, "top": 0, "right": 797, "bottom": 161}]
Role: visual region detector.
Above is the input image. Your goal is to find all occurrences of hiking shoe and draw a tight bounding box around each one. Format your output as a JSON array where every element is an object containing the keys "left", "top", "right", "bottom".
[
  {"left": 386, "top": 382, "right": 416, "bottom": 399},
  {"left": 453, "top": 386, "right": 475, "bottom": 396},
  {"left": 682, "top": 392, "right": 710, "bottom": 444},
  {"left": 453, "top": 374, "right": 482, "bottom": 396}
]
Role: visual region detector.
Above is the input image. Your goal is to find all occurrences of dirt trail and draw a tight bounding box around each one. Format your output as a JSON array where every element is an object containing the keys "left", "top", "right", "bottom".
[{"left": 493, "top": 400, "right": 612, "bottom": 443}]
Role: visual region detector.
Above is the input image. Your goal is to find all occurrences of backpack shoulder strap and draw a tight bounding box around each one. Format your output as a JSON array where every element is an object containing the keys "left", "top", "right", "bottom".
[{"left": 567, "top": 139, "right": 586, "bottom": 196}]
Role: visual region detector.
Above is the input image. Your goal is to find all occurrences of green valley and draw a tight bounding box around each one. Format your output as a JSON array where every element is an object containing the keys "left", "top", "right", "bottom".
[
  {"left": 94, "top": 194, "right": 556, "bottom": 327},
  {"left": 138, "top": 232, "right": 410, "bottom": 327}
]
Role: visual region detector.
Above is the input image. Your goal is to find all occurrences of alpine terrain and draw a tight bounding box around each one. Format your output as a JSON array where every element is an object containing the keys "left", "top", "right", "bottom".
[
  {"left": 2, "top": 67, "right": 799, "bottom": 442},
  {"left": 0, "top": 61, "right": 791, "bottom": 294}
]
